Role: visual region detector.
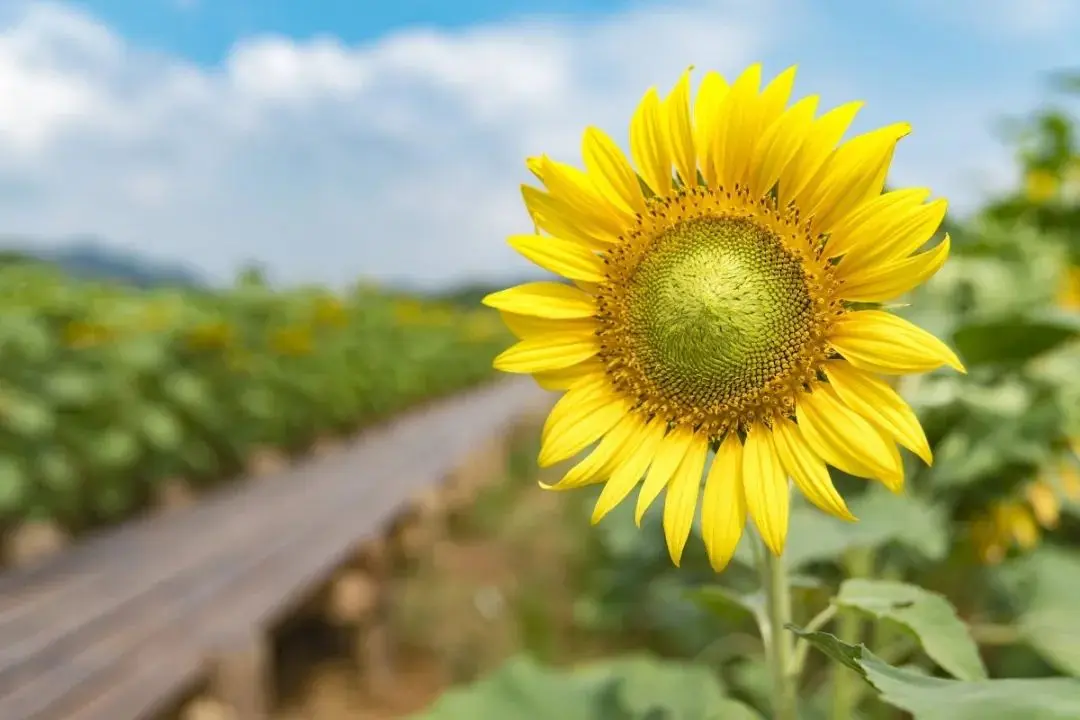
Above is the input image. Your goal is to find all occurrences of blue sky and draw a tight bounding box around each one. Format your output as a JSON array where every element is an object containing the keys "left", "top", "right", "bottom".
[
  {"left": 0, "top": 0, "right": 1077, "bottom": 288},
  {"left": 72, "top": 0, "right": 638, "bottom": 62}
]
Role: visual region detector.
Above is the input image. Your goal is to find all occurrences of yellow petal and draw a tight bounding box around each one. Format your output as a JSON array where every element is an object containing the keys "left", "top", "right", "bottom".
[
  {"left": 840, "top": 198, "right": 948, "bottom": 273},
  {"left": 837, "top": 234, "right": 951, "bottom": 303},
  {"left": 532, "top": 360, "right": 601, "bottom": 390},
  {"left": 630, "top": 88, "right": 672, "bottom": 197},
  {"left": 701, "top": 433, "right": 747, "bottom": 571},
  {"left": 522, "top": 185, "right": 617, "bottom": 249},
  {"left": 758, "top": 66, "right": 797, "bottom": 135},
  {"left": 799, "top": 122, "right": 912, "bottom": 234},
  {"left": 538, "top": 384, "right": 629, "bottom": 467},
  {"left": 582, "top": 126, "right": 646, "bottom": 215},
  {"left": 749, "top": 95, "right": 818, "bottom": 199},
  {"left": 824, "top": 360, "right": 932, "bottom": 465},
  {"left": 635, "top": 424, "right": 693, "bottom": 525},
  {"left": 778, "top": 100, "right": 863, "bottom": 210},
  {"left": 591, "top": 417, "right": 668, "bottom": 521},
  {"left": 742, "top": 423, "right": 790, "bottom": 556},
  {"left": 830, "top": 310, "right": 966, "bottom": 375},
  {"left": 715, "top": 63, "right": 763, "bottom": 189},
  {"left": 493, "top": 329, "right": 599, "bottom": 374},
  {"left": 796, "top": 384, "right": 904, "bottom": 490},
  {"left": 664, "top": 67, "right": 697, "bottom": 188},
  {"left": 541, "top": 373, "right": 612, "bottom": 439},
  {"left": 483, "top": 282, "right": 596, "bottom": 319},
  {"left": 662, "top": 435, "right": 709, "bottom": 566},
  {"left": 499, "top": 311, "right": 593, "bottom": 339},
  {"left": 693, "top": 71, "right": 729, "bottom": 186},
  {"left": 772, "top": 416, "right": 855, "bottom": 521},
  {"left": 539, "top": 156, "right": 634, "bottom": 230},
  {"left": 526, "top": 155, "right": 545, "bottom": 181},
  {"left": 542, "top": 411, "right": 641, "bottom": 490},
  {"left": 823, "top": 187, "right": 931, "bottom": 259},
  {"left": 507, "top": 235, "right": 606, "bottom": 283}
]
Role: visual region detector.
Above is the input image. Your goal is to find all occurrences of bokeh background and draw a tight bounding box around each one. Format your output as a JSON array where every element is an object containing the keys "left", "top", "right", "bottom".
[{"left": 1, "top": 1, "right": 1079, "bottom": 719}]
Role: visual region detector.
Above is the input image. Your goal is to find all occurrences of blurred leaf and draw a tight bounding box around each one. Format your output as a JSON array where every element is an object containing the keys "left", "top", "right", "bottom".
[
  {"left": 43, "top": 370, "right": 99, "bottom": 406},
  {"left": 582, "top": 655, "right": 740, "bottom": 718},
  {"left": 0, "top": 392, "right": 55, "bottom": 438},
  {"left": 0, "top": 457, "right": 27, "bottom": 514},
  {"left": 92, "top": 429, "right": 140, "bottom": 469},
  {"left": 139, "top": 406, "right": 183, "bottom": 451},
  {"left": 1010, "top": 549, "right": 1080, "bottom": 677},
  {"left": 419, "top": 654, "right": 752, "bottom": 719},
  {"left": 836, "top": 579, "right": 987, "bottom": 680},
  {"left": 691, "top": 586, "right": 767, "bottom": 630},
  {"left": 737, "top": 489, "right": 948, "bottom": 569},
  {"left": 952, "top": 312, "right": 1080, "bottom": 367}
]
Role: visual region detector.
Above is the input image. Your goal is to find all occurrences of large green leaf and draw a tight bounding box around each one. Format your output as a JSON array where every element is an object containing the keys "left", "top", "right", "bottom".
[
  {"left": 789, "top": 627, "right": 1080, "bottom": 719},
  {"left": 836, "top": 579, "right": 987, "bottom": 680},
  {"left": 861, "top": 654, "right": 1080, "bottom": 720}
]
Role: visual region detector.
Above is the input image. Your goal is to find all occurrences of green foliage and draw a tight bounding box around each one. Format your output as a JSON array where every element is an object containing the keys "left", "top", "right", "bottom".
[
  {"left": 790, "top": 629, "right": 1080, "bottom": 719},
  {"left": 0, "top": 265, "right": 509, "bottom": 531},
  {"left": 419, "top": 655, "right": 762, "bottom": 719}
]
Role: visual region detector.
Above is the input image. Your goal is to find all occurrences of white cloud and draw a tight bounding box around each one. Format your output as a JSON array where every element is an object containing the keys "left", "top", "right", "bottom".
[{"left": 0, "top": 0, "right": 1068, "bottom": 288}]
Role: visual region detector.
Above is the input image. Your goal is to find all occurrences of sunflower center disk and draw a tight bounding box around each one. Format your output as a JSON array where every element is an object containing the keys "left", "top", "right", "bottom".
[{"left": 623, "top": 216, "right": 814, "bottom": 413}]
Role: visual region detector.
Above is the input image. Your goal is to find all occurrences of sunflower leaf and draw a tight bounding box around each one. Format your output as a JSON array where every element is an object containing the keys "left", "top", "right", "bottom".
[
  {"left": 787, "top": 627, "right": 1080, "bottom": 719},
  {"left": 835, "top": 579, "right": 987, "bottom": 680}
]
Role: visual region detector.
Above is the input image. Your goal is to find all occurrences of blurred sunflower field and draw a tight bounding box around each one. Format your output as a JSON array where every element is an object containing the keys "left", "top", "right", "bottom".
[
  {"left": 0, "top": 261, "right": 508, "bottom": 536},
  {"left": 413, "top": 78, "right": 1080, "bottom": 719}
]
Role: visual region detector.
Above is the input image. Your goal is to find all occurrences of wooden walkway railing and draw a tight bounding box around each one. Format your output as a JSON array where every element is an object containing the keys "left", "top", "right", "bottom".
[{"left": 0, "top": 378, "right": 551, "bottom": 720}]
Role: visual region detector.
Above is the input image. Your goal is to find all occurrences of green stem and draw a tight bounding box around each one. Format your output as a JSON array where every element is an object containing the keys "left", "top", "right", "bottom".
[
  {"left": 790, "top": 604, "right": 838, "bottom": 678},
  {"left": 969, "top": 623, "right": 1022, "bottom": 646},
  {"left": 759, "top": 534, "right": 798, "bottom": 720},
  {"left": 830, "top": 547, "right": 874, "bottom": 720}
]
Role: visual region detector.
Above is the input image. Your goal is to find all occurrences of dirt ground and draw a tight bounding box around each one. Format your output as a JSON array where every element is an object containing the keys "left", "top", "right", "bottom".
[{"left": 271, "top": 446, "right": 593, "bottom": 720}]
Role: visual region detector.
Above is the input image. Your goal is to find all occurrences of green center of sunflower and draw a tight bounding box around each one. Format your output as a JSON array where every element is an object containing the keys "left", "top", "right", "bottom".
[{"left": 622, "top": 216, "right": 814, "bottom": 410}]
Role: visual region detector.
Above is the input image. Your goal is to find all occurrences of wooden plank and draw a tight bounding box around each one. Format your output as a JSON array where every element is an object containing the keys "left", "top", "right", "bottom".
[{"left": 0, "top": 378, "right": 549, "bottom": 720}]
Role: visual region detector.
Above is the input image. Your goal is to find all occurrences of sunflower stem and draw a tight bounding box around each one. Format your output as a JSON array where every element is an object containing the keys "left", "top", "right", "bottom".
[{"left": 759, "top": 535, "right": 798, "bottom": 720}]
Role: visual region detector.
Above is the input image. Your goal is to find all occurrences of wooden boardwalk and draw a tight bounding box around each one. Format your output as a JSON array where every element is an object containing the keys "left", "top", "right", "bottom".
[{"left": 0, "top": 378, "right": 551, "bottom": 720}]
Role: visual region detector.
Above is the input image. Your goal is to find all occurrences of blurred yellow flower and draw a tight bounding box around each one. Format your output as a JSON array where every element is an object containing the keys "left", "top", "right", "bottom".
[
  {"left": 185, "top": 321, "right": 235, "bottom": 350},
  {"left": 312, "top": 296, "right": 349, "bottom": 328},
  {"left": 1059, "top": 266, "right": 1080, "bottom": 310},
  {"left": 269, "top": 325, "right": 314, "bottom": 356},
  {"left": 62, "top": 320, "right": 114, "bottom": 349},
  {"left": 1025, "top": 168, "right": 1059, "bottom": 204},
  {"left": 972, "top": 464, "right": 1079, "bottom": 565}
]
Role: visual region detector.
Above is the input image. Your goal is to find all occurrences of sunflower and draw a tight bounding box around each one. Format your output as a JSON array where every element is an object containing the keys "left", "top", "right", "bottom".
[
  {"left": 1060, "top": 265, "right": 1080, "bottom": 311},
  {"left": 1024, "top": 168, "right": 1059, "bottom": 204},
  {"left": 485, "top": 65, "right": 964, "bottom": 570},
  {"left": 971, "top": 466, "right": 1080, "bottom": 565}
]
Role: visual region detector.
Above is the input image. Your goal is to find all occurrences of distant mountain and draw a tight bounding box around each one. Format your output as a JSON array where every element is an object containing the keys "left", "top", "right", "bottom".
[{"left": 0, "top": 237, "right": 205, "bottom": 289}]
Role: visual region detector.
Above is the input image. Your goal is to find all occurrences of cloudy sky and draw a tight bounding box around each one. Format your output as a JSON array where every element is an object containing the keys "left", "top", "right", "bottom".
[{"left": 0, "top": 0, "right": 1077, "bottom": 289}]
